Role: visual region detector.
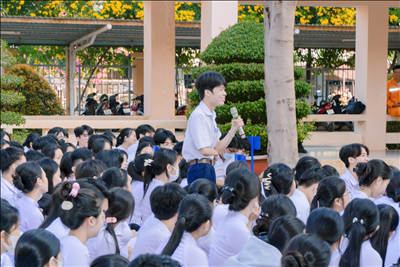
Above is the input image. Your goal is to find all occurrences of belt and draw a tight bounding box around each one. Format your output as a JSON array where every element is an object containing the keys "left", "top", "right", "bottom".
[{"left": 187, "top": 158, "right": 215, "bottom": 167}]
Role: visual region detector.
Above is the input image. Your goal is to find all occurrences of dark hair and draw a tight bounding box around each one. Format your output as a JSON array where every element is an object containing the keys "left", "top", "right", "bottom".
[
  {"left": 298, "top": 167, "right": 329, "bottom": 187},
  {"left": 136, "top": 142, "right": 154, "bottom": 156},
  {"left": 60, "top": 152, "right": 74, "bottom": 180},
  {"left": 253, "top": 194, "right": 297, "bottom": 236},
  {"left": 38, "top": 193, "right": 53, "bottom": 217},
  {"left": 387, "top": 171, "right": 400, "bottom": 203},
  {"left": 1, "top": 130, "right": 11, "bottom": 141},
  {"left": 282, "top": 234, "right": 331, "bottom": 267},
  {"left": 82, "top": 124, "right": 94, "bottom": 135},
  {"left": 33, "top": 136, "right": 58, "bottom": 151},
  {"left": 37, "top": 158, "right": 59, "bottom": 194},
  {"left": 22, "top": 132, "right": 40, "bottom": 149},
  {"left": 38, "top": 186, "right": 63, "bottom": 229},
  {"left": 14, "top": 229, "right": 60, "bottom": 267},
  {"left": 116, "top": 128, "right": 135, "bottom": 147},
  {"left": 26, "top": 150, "right": 46, "bottom": 162},
  {"left": 178, "top": 158, "right": 188, "bottom": 181},
  {"left": 195, "top": 71, "right": 227, "bottom": 100},
  {"left": 339, "top": 198, "right": 379, "bottom": 267},
  {"left": 143, "top": 148, "right": 178, "bottom": 195},
  {"left": 1, "top": 138, "right": 9, "bottom": 149},
  {"left": 370, "top": 204, "right": 399, "bottom": 265},
  {"left": 310, "top": 177, "right": 347, "bottom": 211},
  {"left": 1, "top": 198, "right": 19, "bottom": 233},
  {"left": 188, "top": 178, "right": 218, "bottom": 203},
  {"left": 162, "top": 194, "right": 213, "bottom": 256},
  {"left": 12, "top": 162, "right": 43, "bottom": 193},
  {"left": 306, "top": 207, "right": 344, "bottom": 245},
  {"left": 9, "top": 141, "right": 24, "bottom": 150},
  {"left": 42, "top": 144, "right": 62, "bottom": 160},
  {"left": 356, "top": 159, "right": 391, "bottom": 187},
  {"left": 90, "top": 254, "right": 129, "bottom": 267},
  {"left": 103, "top": 131, "right": 116, "bottom": 139},
  {"left": 138, "top": 136, "right": 155, "bottom": 146},
  {"left": 87, "top": 134, "right": 100, "bottom": 150},
  {"left": 48, "top": 127, "right": 68, "bottom": 139},
  {"left": 128, "top": 254, "right": 180, "bottom": 267},
  {"left": 1, "top": 146, "right": 25, "bottom": 171},
  {"left": 93, "top": 138, "right": 111, "bottom": 155},
  {"left": 61, "top": 142, "right": 76, "bottom": 154},
  {"left": 128, "top": 153, "right": 153, "bottom": 182},
  {"left": 264, "top": 215, "right": 305, "bottom": 253},
  {"left": 240, "top": 137, "right": 251, "bottom": 152},
  {"left": 150, "top": 183, "right": 186, "bottom": 220},
  {"left": 135, "top": 124, "right": 155, "bottom": 140},
  {"left": 322, "top": 165, "right": 339, "bottom": 177},
  {"left": 393, "top": 65, "right": 400, "bottom": 71},
  {"left": 95, "top": 149, "right": 123, "bottom": 169},
  {"left": 74, "top": 127, "right": 87, "bottom": 144},
  {"left": 100, "top": 167, "right": 127, "bottom": 189},
  {"left": 173, "top": 141, "right": 183, "bottom": 156},
  {"left": 105, "top": 188, "right": 135, "bottom": 254},
  {"left": 262, "top": 163, "right": 294, "bottom": 197},
  {"left": 221, "top": 168, "right": 261, "bottom": 211},
  {"left": 71, "top": 148, "right": 94, "bottom": 166},
  {"left": 226, "top": 161, "right": 249, "bottom": 176},
  {"left": 75, "top": 159, "right": 108, "bottom": 180},
  {"left": 294, "top": 156, "right": 321, "bottom": 182},
  {"left": 219, "top": 132, "right": 240, "bottom": 148},
  {"left": 153, "top": 130, "right": 176, "bottom": 146},
  {"left": 339, "top": 143, "right": 370, "bottom": 168}
]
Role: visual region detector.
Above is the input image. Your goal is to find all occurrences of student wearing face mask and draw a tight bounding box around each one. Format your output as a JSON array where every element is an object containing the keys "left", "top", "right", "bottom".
[
  {"left": 214, "top": 133, "right": 241, "bottom": 186},
  {"left": 1, "top": 199, "right": 20, "bottom": 266}
]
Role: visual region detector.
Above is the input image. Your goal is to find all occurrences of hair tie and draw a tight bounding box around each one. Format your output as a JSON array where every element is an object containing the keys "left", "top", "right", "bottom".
[
  {"left": 262, "top": 173, "right": 272, "bottom": 190},
  {"left": 222, "top": 185, "right": 235, "bottom": 193},
  {"left": 260, "top": 212, "right": 268, "bottom": 218},
  {"left": 69, "top": 183, "right": 80, "bottom": 198},
  {"left": 178, "top": 214, "right": 186, "bottom": 221},
  {"left": 106, "top": 217, "right": 117, "bottom": 223},
  {"left": 144, "top": 159, "right": 153, "bottom": 167},
  {"left": 352, "top": 217, "right": 364, "bottom": 225},
  {"left": 395, "top": 189, "right": 400, "bottom": 195}
]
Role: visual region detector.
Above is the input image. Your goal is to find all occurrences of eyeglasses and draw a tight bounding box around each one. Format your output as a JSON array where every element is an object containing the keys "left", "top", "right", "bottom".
[
  {"left": 162, "top": 142, "right": 175, "bottom": 147},
  {"left": 228, "top": 148, "right": 238, "bottom": 154},
  {"left": 343, "top": 191, "right": 352, "bottom": 198}
]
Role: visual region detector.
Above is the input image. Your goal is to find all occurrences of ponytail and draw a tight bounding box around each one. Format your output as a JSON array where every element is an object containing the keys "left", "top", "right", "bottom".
[
  {"left": 356, "top": 159, "right": 391, "bottom": 187},
  {"left": 12, "top": 162, "right": 43, "bottom": 193},
  {"left": 116, "top": 128, "right": 134, "bottom": 147},
  {"left": 262, "top": 163, "right": 294, "bottom": 197},
  {"left": 310, "top": 177, "right": 346, "bottom": 212},
  {"left": 281, "top": 251, "right": 308, "bottom": 267},
  {"left": 386, "top": 171, "right": 400, "bottom": 203},
  {"left": 162, "top": 215, "right": 186, "bottom": 256}
]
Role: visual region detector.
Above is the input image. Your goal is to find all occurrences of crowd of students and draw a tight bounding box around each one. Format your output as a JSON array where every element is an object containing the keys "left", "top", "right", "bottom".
[{"left": 1, "top": 125, "right": 400, "bottom": 267}]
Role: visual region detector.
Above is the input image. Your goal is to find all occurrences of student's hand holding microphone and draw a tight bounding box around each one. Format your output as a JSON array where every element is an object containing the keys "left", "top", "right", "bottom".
[{"left": 229, "top": 107, "right": 245, "bottom": 137}]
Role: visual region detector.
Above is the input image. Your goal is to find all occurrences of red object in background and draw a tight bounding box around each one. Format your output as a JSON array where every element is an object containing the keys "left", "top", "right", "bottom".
[{"left": 246, "top": 156, "right": 268, "bottom": 175}]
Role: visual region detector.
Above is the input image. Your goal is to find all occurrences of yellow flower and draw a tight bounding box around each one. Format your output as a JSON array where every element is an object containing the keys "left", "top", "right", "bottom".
[
  {"left": 317, "top": 12, "right": 323, "bottom": 16},
  {"left": 16, "top": 6, "right": 21, "bottom": 9},
  {"left": 304, "top": 7, "right": 310, "bottom": 10},
  {"left": 70, "top": 3, "right": 77, "bottom": 9},
  {"left": 49, "top": 10, "right": 52, "bottom": 15},
  {"left": 307, "top": 15, "right": 313, "bottom": 19},
  {"left": 30, "top": 13, "right": 36, "bottom": 16},
  {"left": 104, "top": 14, "right": 109, "bottom": 18},
  {"left": 390, "top": 14, "right": 398, "bottom": 23},
  {"left": 81, "top": 6, "right": 84, "bottom": 11},
  {"left": 34, "top": 47, "right": 38, "bottom": 50},
  {"left": 130, "top": 15, "right": 133, "bottom": 18},
  {"left": 39, "top": 10, "right": 41, "bottom": 13},
  {"left": 43, "top": 11, "right": 48, "bottom": 15},
  {"left": 321, "top": 18, "right": 329, "bottom": 25},
  {"left": 20, "top": 0, "right": 24, "bottom": 4}
]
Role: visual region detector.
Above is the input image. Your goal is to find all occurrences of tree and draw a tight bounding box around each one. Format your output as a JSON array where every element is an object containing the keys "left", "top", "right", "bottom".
[{"left": 264, "top": 1, "right": 299, "bottom": 167}]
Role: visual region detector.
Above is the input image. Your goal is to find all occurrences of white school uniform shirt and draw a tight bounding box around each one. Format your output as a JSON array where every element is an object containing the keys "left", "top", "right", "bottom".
[
  {"left": 197, "top": 226, "right": 215, "bottom": 255},
  {"left": 15, "top": 195, "right": 44, "bottom": 232},
  {"left": 351, "top": 190, "right": 370, "bottom": 201},
  {"left": 60, "top": 235, "right": 90, "bottom": 267},
  {"left": 180, "top": 178, "right": 188, "bottom": 188},
  {"left": 127, "top": 141, "right": 139, "bottom": 164},
  {"left": 182, "top": 101, "right": 220, "bottom": 162},
  {"left": 130, "top": 180, "right": 144, "bottom": 226},
  {"left": 130, "top": 215, "right": 171, "bottom": 260},
  {"left": 87, "top": 225, "right": 116, "bottom": 263},
  {"left": 214, "top": 157, "right": 235, "bottom": 182},
  {"left": 45, "top": 217, "right": 70, "bottom": 240},
  {"left": 115, "top": 221, "right": 132, "bottom": 259},
  {"left": 209, "top": 211, "right": 251, "bottom": 266},
  {"left": 212, "top": 204, "right": 229, "bottom": 230},
  {"left": 140, "top": 179, "right": 165, "bottom": 223},
  {"left": 1, "top": 176, "right": 22, "bottom": 207},
  {"left": 23, "top": 146, "right": 29, "bottom": 153},
  {"left": 289, "top": 189, "right": 310, "bottom": 224},
  {"left": 1, "top": 253, "right": 13, "bottom": 267},
  {"left": 340, "top": 170, "right": 359, "bottom": 195}
]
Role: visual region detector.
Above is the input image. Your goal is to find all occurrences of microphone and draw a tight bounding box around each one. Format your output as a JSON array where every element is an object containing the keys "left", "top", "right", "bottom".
[{"left": 230, "top": 107, "right": 245, "bottom": 136}]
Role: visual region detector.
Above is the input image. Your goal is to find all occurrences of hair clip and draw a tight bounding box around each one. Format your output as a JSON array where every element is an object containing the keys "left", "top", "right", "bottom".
[
  {"left": 352, "top": 217, "right": 364, "bottom": 225},
  {"left": 61, "top": 201, "right": 73, "bottom": 211},
  {"left": 105, "top": 217, "right": 117, "bottom": 223},
  {"left": 69, "top": 183, "right": 80, "bottom": 198},
  {"left": 260, "top": 212, "right": 268, "bottom": 218},
  {"left": 261, "top": 173, "right": 272, "bottom": 190},
  {"left": 144, "top": 159, "right": 153, "bottom": 167},
  {"left": 395, "top": 189, "right": 400, "bottom": 195},
  {"left": 222, "top": 185, "right": 235, "bottom": 193}
]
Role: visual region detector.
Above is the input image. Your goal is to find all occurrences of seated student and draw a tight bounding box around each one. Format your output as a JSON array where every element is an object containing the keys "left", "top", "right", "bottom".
[
  {"left": 1, "top": 147, "right": 26, "bottom": 206},
  {"left": 322, "top": 165, "right": 340, "bottom": 177},
  {"left": 87, "top": 188, "right": 135, "bottom": 262},
  {"left": 158, "top": 194, "right": 212, "bottom": 267},
  {"left": 1, "top": 131, "right": 11, "bottom": 143},
  {"left": 1, "top": 139, "right": 10, "bottom": 150},
  {"left": 290, "top": 167, "right": 329, "bottom": 224},
  {"left": 95, "top": 149, "right": 123, "bottom": 169},
  {"left": 282, "top": 234, "right": 331, "bottom": 267},
  {"left": 74, "top": 125, "right": 93, "bottom": 149},
  {"left": 237, "top": 137, "right": 251, "bottom": 156},
  {"left": 102, "top": 131, "right": 116, "bottom": 147},
  {"left": 48, "top": 126, "right": 69, "bottom": 143},
  {"left": 371, "top": 204, "right": 399, "bottom": 267},
  {"left": 130, "top": 183, "right": 186, "bottom": 259},
  {"left": 75, "top": 159, "right": 108, "bottom": 180},
  {"left": 252, "top": 194, "right": 297, "bottom": 236},
  {"left": 99, "top": 167, "right": 132, "bottom": 192},
  {"left": 173, "top": 141, "right": 184, "bottom": 163},
  {"left": 116, "top": 128, "right": 137, "bottom": 155},
  {"left": 141, "top": 148, "right": 180, "bottom": 223},
  {"left": 9, "top": 141, "right": 24, "bottom": 150},
  {"left": 25, "top": 150, "right": 46, "bottom": 162},
  {"left": 128, "top": 253, "right": 180, "bottom": 267},
  {"left": 135, "top": 142, "right": 154, "bottom": 157},
  {"left": 214, "top": 133, "right": 241, "bottom": 186},
  {"left": 154, "top": 130, "right": 176, "bottom": 150},
  {"left": 127, "top": 154, "right": 153, "bottom": 227},
  {"left": 71, "top": 148, "right": 95, "bottom": 177},
  {"left": 310, "top": 177, "right": 350, "bottom": 214},
  {"left": 37, "top": 158, "right": 62, "bottom": 194},
  {"left": 13, "top": 162, "right": 48, "bottom": 232},
  {"left": 59, "top": 180, "right": 111, "bottom": 267},
  {"left": 90, "top": 254, "right": 129, "bottom": 267},
  {"left": 33, "top": 135, "right": 58, "bottom": 152},
  {"left": 14, "top": 229, "right": 61, "bottom": 267},
  {"left": 22, "top": 132, "right": 40, "bottom": 153},
  {"left": 339, "top": 143, "right": 370, "bottom": 195},
  {"left": 91, "top": 138, "right": 112, "bottom": 156},
  {"left": 226, "top": 161, "right": 249, "bottom": 175},
  {"left": 38, "top": 193, "right": 53, "bottom": 219},
  {"left": 42, "top": 144, "right": 63, "bottom": 165},
  {"left": 352, "top": 159, "right": 391, "bottom": 200},
  {"left": 139, "top": 136, "right": 156, "bottom": 146},
  {"left": 178, "top": 158, "right": 189, "bottom": 188},
  {"left": 1, "top": 198, "right": 20, "bottom": 265},
  {"left": 60, "top": 152, "right": 75, "bottom": 181},
  {"left": 118, "top": 149, "right": 128, "bottom": 170},
  {"left": 293, "top": 156, "right": 321, "bottom": 182},
  {"left": 61, "top": 142, "right": 76, "bottom": 154},
  {"left": 209, "top": 168, "right": 261, "bottom": 266},
  {"left": 88, "top": 134, "right": 99, "bottom": 150},
  {"left": 127, "top": 124, "right": 155, "bottom": 163},
  {"left": 261, "top": 163, "right": 296, "bottom": 198}
]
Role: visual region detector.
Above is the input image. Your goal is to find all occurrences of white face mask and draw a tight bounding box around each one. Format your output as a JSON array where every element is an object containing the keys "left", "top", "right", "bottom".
[
  {"left": 3, "top": 232, "right": 22, "bottom": 255},
  {"left": 54, "top": 258, "right": 63, "bottom": 267},
  {"left": 168, "top": 166, "right": 179, "bottom": 183}
]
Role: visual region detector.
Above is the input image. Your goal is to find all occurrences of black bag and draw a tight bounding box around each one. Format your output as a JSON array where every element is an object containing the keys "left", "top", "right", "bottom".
[{"left": 346, "top": 98, "right": 365, "bottom": 114}]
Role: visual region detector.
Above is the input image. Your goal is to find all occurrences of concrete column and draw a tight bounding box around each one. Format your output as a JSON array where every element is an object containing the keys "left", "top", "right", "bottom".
[
  {"left": 132, "top": 52, "right": 144, "bottom": 96},
  {"left": 354, "top": 2, "right": 390, "bottom": 151},
  {"left": 201, "top": 1, "right": 238, "bottom": 52},
  {"left": 143, "top": 1, "right": 175, "bottom": 120}
]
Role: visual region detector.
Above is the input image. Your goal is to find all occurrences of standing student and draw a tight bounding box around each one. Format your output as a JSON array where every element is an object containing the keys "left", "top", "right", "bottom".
[
  {"left": 339, "top": 143, "right": 370, "bottom": 195},
  {"left": 130, "top": 183, "right": 186, "bottom": 259},
  {"left": 310, "top": 177, "right": 350, "bottom": 213},
  {"left": 1, "top": 147, "right": 26, "bottom": 206},
  {"left": 37, "top": 158, "right": 62, "bottom": 194},
  {"left": 141, "top": 148, "right": 180, "bottom": 222},
  {"left": 352, "top": 160, "right": 391, "bottom": 200},
  {"left": 13, "top": 162, "right": 48, "bottom": 232},
  {"left": 182, "top": 71, "right": 244, "bottom": 184},
  {"left": 339, "top": 198, "right": 381, "bottom": 267},
  {"left": 158, "top": 195, "right": 212, "bottom": 267},
  {"left": 1, "top": 199, "right": 20, "bottom": 266},
  {"left": 22, "top": 132, "right": 40, "bottom": 153},
  {"left": 48, "top": 126, "right": 69, "bottom": 143},
  {"left": 261, "top": 163, "right": 296, "bottom": 198},
  {"left": 209, "top": 168, "right": 261, "bottom": 266}
]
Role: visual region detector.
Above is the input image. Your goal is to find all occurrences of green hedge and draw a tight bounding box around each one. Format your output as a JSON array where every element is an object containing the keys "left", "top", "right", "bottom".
[{"left": 219, "top": 122, "right": 268, "bottom": 152}]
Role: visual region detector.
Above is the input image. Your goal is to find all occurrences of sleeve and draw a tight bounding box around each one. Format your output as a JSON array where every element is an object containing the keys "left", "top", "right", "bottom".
[
  {"left": 188, "top": 113, "right": 212, "bottom": 150},
  {"left": 214, "top": 157, "right": 225, "bottom": 181},
  {"left": 388, "top": 81, "right": 396, "bottom": 108},
  {"left": 226, "top": 224, "right": 251, "bottom": 255},
  {"left": 28, "top": 210, "right": 44, "bottom": 231}
]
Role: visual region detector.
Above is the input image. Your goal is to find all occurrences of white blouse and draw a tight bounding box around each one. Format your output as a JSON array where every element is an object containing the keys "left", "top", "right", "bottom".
[
  {"left": 115, "top": 221, "right": 132, "bottom": 259},
  {"left": 15, "top": 195, "right": 44, "bottom": 232},
  {"left": 87, "top": 225, "right": 117, "bottom": 263},
  {"left": 209, "top": 211, "right": 251, "bottom": 266},
  {"left": 351, "top": 190, "right": 369, "bottom": 201},
  {"left": 1, "top": 253, "right": 13, "bottom": 267},
  {"left": 140, "top": 179, "right": 165, "bottom": 223},
  {"left": 45, "top": 217, "right": 70, "bottom": 240},
  {"left": 340, "top": 170, "right": 359, "bottom": 196},
  {"left": 130, "top": 180, "right": 144, "bottom": 226},
  {"left": 1, "top": 177, "right": 22, "bottom": 207},
  {"left": 289, "top": 189, "right": 310, "bottom": 224},
  {"left": 197, "top": 226, "right": 215, "bottom": 255},
  {"left": 60, "top": 235, "right": 90, "bottom": 267},
  {"left": 212, "top": 204, "right": 229, "bottom": 230}
]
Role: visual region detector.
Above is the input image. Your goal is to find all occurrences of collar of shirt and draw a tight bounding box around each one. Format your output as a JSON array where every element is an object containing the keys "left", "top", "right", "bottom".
[
  {"left": 199, "top": 101, "right": 213, "bottom": 117},
  {"left": 182, "top": 231, "right": 197, "bottom": 246},
  {"left": 344, "top": 170, "right": 358, "bottom": 186},
  {"left": 21, "top": 194, "right": 39, "bottom": 208},
  {"left": 1, "top": 176, "right": 17, "bottom": 192}
]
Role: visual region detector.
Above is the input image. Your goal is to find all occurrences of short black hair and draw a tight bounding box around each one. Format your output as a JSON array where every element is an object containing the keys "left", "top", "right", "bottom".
[
  {"left": 136, "top": 142, "right": 154, "bottom": 156},
  {"left": 128, "top": 254, "right": 181, "bottom": 267},
  {"left": 150, "top": 183, "right": 186, "bottom": 220},
  {"left": 71, "top": 148, "right": 94, "bottom": 166},
  {"left": 240, "top": 137, "right": 251, "bottom": 151},
  {"left": 1, "top": 130, "right": 11, "bottom": 141},
  {"left": 33, "top": 136, "right": 58, "bottom": 151},
  {"left": 90, "top": 254, "right": 129, "bottom": 267},
  {"left": 9, "top": 141, "right": 24, "bottom": 150},
  {"left": 60, "top": 152, "right": 74, "bottom": 180},
  {"left": 136, "top": 124, "right": 155, "bottom": 140},
  {"left": 298, "top": 167, "right": 329, "bottom": 187},
  {"left": 61, "top": 142, "right": 76, "bottom": 154},
  {"left": 75, "top": 159, "right": 108, "bottom": 180},
  {"left": 173, "top": 141, "right": 183, "bottom": 156},
  {"left": 95, "top": 149, "right": 123, "bottom": 169},
  {"left": 294, "top": 156, "right": 321, "bottom": 182},
  {"left": 195, "top": 71, "right": 227, "bottom": 100},
  {"left": 219, "top": 132, "right": 239, "bottom": 148},
  {"left": 226, "top": 161, "right": 249, "bottom": 176},
  {"left": 154, "top": 130, "right": 176, "bottom": 146},
  {"left": 38, "top": 193, "right": 53, "bottom": 217},
  {"left": 22, "top": 132, "right": 40, "bottom": 148},
  {"left": 1, "top": 146, "right": 25, "bottom": 171},
  {"left": 339, "top": 143, "right": 369, "bottom": 168},
  {"left": 392, "top": 65, "right": 400, "bottom": 71},
  {"left": 26, "top": 150, "right": 46, "bottom": 162}
]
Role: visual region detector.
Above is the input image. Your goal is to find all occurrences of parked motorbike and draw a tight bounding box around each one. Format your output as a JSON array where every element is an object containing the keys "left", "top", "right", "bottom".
[
  {"left": 95, "top": 94, "right": 112, "bottom": 116},
  {"left": 176, "top": 105, "right": 187, "bottom": 115},
  {"left": 313, "top": 98, "right": 335, "bottom": 132},
  {"left": 331, "top": 95, "right": 354, "bottom": 131},
  {"left": 82, "top": 93, "right": 97, "bottom": 116}
]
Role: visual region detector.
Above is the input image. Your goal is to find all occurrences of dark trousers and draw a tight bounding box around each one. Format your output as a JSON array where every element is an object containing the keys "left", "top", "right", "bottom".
[{"left": 187, "top": 163, "right": 216, "bottom": 184}]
